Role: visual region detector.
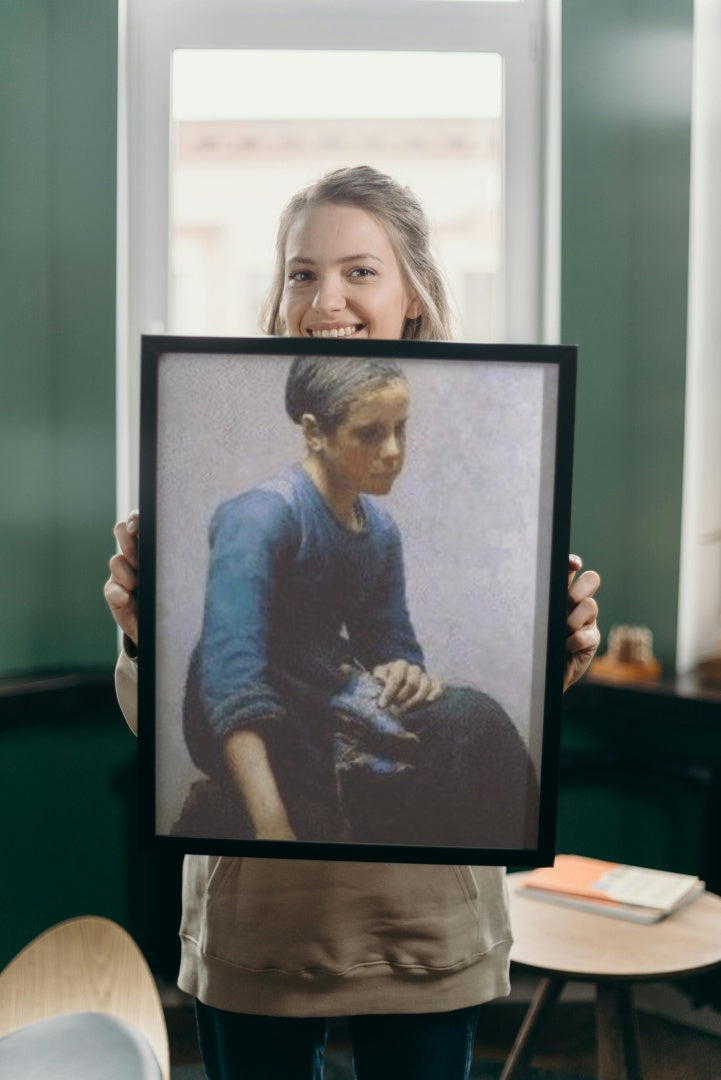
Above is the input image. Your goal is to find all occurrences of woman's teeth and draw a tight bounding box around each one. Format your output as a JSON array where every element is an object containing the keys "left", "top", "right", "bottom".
[{"left": 310, "top": 325, "right": 360, "bottom": 338}]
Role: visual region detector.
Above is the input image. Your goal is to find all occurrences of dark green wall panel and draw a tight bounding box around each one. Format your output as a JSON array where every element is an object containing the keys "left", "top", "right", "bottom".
[
  {"left": 0, "top": 682, "right": 183, "bottom": 975},
  {"left": 0, "top": 696, "right": 132, "bottom": 966},
  {"left": 0, "top": 3, "right": 54, "bottom": 668},
  {"left": 562, "top": 0, "right": 693, "bottom": 669},
  {"left": 0, "top": 0, "right": 118, "bottom": 674}
]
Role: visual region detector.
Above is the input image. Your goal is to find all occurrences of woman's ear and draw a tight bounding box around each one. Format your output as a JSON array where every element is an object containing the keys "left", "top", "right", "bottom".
[
  {"left": 406, "top": 295, "right": 422, "bottom": 320},
  {"left": 301, "top": 413, "right": 325, "bottom": 453}
]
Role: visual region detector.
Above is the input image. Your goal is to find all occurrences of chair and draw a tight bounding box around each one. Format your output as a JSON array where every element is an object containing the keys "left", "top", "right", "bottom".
[{"left": 0, "top": 915, "right": 170, "bottom": 1079}]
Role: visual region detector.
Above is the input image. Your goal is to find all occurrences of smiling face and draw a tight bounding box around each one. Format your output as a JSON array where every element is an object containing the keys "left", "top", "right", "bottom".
[
  {"left": 281, "top": 203, "right": 422, "bottom": 341},
  {"left": 303, "top": 378, "right": 410, "bottom": 514}
]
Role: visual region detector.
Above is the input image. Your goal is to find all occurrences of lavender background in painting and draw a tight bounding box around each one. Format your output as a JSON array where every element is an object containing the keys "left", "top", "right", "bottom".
[{"left": 153, "top": 351, "right": 558, "bottom": 836}]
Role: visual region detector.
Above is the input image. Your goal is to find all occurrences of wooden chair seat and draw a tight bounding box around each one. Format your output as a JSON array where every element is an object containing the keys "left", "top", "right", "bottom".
[{"left": 0, "top": 916, "right": 169, "bottom": 1079}]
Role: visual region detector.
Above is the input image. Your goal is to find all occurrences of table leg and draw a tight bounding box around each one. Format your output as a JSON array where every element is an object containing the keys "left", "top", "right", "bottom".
[
  {"left": 499, "top": 976, "right": 565, "bottom": 1080},
  {"left": 596, "top": 982, "right": 643, "bottom": 1080}
]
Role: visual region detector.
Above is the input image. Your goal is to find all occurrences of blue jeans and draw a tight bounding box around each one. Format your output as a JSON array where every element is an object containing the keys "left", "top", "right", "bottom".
[{"left": 195, "top": 1000, "right": 481, "bottom": 1080}]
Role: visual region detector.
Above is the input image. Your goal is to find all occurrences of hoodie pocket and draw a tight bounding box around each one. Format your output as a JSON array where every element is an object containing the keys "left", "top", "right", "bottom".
[
  {"left": 454, "top": 864, "right": 480, "bottom": 906},
  {"left": 188, "top": 858, "right": 509, "bottom": 976}
]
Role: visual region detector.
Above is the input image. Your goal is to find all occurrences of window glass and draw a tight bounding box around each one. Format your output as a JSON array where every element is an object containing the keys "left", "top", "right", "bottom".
[{"left": 170, "top": 50, "right": 503, "bottom": 341}]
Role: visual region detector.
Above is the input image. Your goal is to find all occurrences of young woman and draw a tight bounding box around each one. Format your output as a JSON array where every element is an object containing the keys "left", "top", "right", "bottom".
[
  {"left": 180, "top": 352, "right": 537, "bottom": 851},
  {"left": 106, "top": 166, "right": 600, "bottom": 1080}
]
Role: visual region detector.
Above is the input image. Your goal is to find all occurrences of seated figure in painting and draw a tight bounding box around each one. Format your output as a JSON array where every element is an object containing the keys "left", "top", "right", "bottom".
[{"left": 176, "top": 353, "right": 538, "bottom": 850}]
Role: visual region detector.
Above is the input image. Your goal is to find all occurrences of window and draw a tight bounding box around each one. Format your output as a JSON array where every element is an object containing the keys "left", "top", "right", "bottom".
[
  {"left": 169, "top": 49, "right": 503, "bottom": 340},
  {"left": 118, "top": 0, "right": 556, "bottom": 509}
]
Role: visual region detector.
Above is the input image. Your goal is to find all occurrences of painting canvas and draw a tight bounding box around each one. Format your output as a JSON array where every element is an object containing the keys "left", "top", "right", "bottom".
[{"left": 137, "top": 336, "right": 576, "bottom": 865}]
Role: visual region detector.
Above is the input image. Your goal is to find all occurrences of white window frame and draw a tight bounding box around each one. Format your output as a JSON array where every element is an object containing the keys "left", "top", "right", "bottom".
[
  {"left": 676, "top": 0, "right": 721, "bottom": 674},
  {"left": 117, "top": 0, "right": 558, "bottom": 511}
]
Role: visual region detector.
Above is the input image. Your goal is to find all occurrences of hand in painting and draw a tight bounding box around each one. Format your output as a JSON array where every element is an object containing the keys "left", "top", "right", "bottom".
[
  {"left": 104, "top": 510, "right": 140, "bottom": 648},
  {"left": 373, "top": 660, "right": 443, "bottom": 713},
  {"left": 564, "top": 554, "right": 601, "bottom": 691}
]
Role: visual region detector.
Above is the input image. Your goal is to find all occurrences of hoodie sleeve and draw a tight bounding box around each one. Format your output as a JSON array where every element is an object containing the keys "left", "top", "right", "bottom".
[{"left": 114, "top": 647, "right": 139, "bottom": 736}]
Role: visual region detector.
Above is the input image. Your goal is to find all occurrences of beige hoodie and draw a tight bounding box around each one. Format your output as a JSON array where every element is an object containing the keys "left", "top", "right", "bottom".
[{"left": 116, "top": 650, "right": 512, "bottom": 1016}]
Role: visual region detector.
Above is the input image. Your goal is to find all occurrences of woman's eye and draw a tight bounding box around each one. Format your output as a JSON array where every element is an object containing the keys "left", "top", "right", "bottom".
[
  {"left": 288, "top": 270, "right": 313, "bottom": 283},
  {"left": 349, "top": 267, "right": 375, "bottom": 279}
]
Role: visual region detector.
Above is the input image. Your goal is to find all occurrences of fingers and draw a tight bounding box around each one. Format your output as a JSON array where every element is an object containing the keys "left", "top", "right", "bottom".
[
  {"left": 375, "top": 661, "right": 409, "bottom": 708},
  {"left": 113, "top": 510, "right": 139, "bottom": 568},
  {"left": 104, "top": 511, "right": 140, "bottom": 645},
  {"left": 566, "top": 623, "right": 601, "bottom": 658},
  {"left": 397, "top": 668, "right": 431, "bottom": 711},
  {"left": 563, "top": 626, "right": 601, "bottom": 690},
  {"left": 568, "top": 555, "right": 601, "bottom": 610},
  {"left": 569, "top": 565, "right": 600, "bottom": 600},
  {"left": 373, "top": 662, "right": 443, "bottom": 711},
  {"left": 567, "top": 572, "right": 600, "bottom": 659},
  {"left": 567, "top": 559, "right": 600, "bottom": 640},
  {"left": 567, "top": 565, "right": 601, "bottom": 648},
  {"left": 568, "top": 566, "right": 601, "bottom": 609},
  {"left": 567, "top": 553, "right": 583, "bottom": 588},
  {"left": 566, "top": 591, "right": 599, "bottom": 637},
  {"left": 400, "top": 674, "right": 443, "bottom": 712},
  {"left": 108, "top": 550, "right": 137, "bottom": 592},
  {"left": 563, "top": 556, "right": 601, "bottom": 690},
  {"left": 103, "top": 575, "right": 139, "bottom": 643}
]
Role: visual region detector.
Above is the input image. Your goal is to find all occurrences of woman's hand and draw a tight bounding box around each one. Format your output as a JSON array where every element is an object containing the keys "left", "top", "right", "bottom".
[
  {"left": 564, "top": 554, "right": 601, "bottom": 691},
  {"left": 372, "top": 660, "right": 443, "bottom": 712},
  {"left": 103, "top": 510, "right": 140, "bottom": 646}
]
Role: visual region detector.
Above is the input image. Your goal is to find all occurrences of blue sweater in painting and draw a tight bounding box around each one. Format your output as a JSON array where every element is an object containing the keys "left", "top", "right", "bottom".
[{"left": 199, "top": 464, "right": 424, "bottom": 740}]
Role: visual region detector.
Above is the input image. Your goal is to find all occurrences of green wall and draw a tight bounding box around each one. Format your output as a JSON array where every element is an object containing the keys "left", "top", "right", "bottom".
[
  {"left": 562, "top": 0, "right": 693, "bottom": 670},
  {"left": 0, "top": 0, "right": 118, "bottom": 675}
]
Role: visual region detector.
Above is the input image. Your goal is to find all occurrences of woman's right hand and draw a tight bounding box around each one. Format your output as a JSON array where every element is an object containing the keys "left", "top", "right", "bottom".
[{"left": 103, "top": 510, "right": 139, "bottom": 646}]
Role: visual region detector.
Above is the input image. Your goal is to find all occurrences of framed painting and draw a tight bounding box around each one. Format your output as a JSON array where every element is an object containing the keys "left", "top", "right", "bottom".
[{"left": 137, "top": 335, "right": 576, "bottom": 865}]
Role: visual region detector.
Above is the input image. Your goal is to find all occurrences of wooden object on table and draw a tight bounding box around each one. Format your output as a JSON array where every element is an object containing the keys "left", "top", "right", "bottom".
[
  {"left": 590, "top": 624, "right": 662, "bottom": 683},
  {"left": 0, "top": 915, "right": 169, "bottom": 1080},
  {"left": 502, "top": 872, "right": 721, "bottom": 1080},
  {"left": 590, "top": 655, "right": 663, "bottom": 683},
  {"left": 696, "top": 654, "right": 721, "bottom": 688}
]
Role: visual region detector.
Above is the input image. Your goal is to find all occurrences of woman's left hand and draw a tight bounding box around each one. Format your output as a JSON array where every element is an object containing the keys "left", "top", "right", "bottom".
[
  {"left": 373, "top": 660, "right": 443, "bottom": 712},
  {"left": 565, "top": 554, "right": 601, "bottom": 691}
]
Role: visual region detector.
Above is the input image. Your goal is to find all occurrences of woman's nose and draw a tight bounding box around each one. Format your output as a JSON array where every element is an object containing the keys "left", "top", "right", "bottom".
[{"left": 312, "top": 274, "right": 345, "bottom": 314}]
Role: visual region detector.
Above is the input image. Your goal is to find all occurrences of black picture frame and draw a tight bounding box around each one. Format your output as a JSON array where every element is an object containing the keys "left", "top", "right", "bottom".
[{"left": 138, "top": 335, "right": 576, "bottom": 866}]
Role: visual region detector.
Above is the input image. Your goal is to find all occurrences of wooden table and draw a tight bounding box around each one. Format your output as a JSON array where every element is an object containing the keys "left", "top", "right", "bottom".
[{"left": 503, "top": 873, "right": 721, "bottom": 1080}]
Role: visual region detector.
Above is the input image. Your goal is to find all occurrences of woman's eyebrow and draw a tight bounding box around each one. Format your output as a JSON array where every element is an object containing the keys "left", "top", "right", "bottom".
[
  {"left": 338, "top": 253, "right": 384, "bottom": 265},
  {"left": 286, "top": 253, "right": 384, "bottom": 266}
]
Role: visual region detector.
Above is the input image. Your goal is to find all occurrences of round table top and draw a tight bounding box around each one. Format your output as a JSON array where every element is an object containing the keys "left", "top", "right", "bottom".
[{"left": 508, "top": 871, "right": 721, "bottom": 981}]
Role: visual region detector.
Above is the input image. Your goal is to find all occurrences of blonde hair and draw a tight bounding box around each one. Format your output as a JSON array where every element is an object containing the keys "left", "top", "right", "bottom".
[{"left": 261, "top": 166, "right": 454, "bottom": 341}]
